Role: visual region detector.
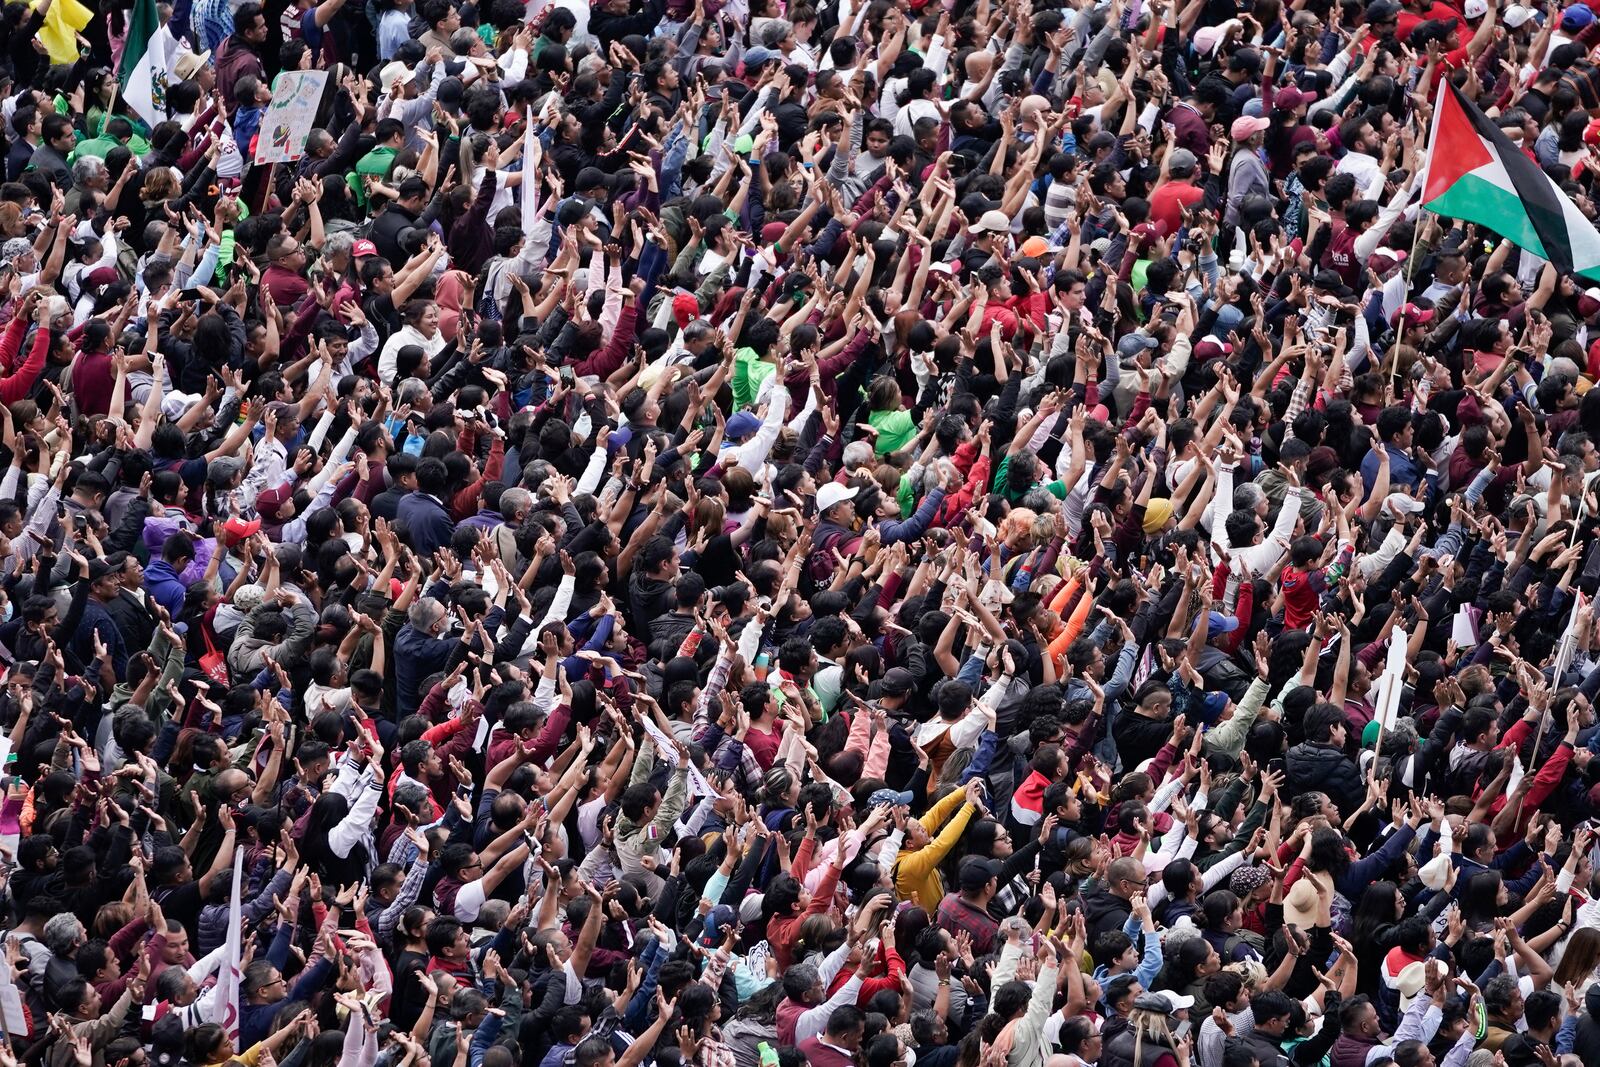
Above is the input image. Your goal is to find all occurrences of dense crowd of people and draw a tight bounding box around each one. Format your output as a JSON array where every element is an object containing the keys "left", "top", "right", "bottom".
[{"left": 6, "top": 1, "right": 1600, "bottom": 1067}]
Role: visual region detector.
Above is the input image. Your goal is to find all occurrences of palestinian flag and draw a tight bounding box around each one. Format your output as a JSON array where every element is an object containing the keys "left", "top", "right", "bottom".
[{"left": 1423, "top": 80, "right": 1600, "bottom": 282}]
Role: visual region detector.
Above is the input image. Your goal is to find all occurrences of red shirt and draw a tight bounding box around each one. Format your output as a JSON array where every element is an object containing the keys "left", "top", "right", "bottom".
[
  {"left": 1280, "top": 566, "right": 1320, "bottom": 630},
  {"left": 1150, "top": 180, "right": 1205, "bottom": 235}
]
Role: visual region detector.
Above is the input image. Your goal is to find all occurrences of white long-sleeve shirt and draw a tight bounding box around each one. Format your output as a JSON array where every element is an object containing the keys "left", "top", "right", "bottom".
[
  {"left": 723, "top": 387, "right": 789, "bottom": 473},
  {"left": 1212, "top": 463, "right": 1305, "bottom": 578},
  {"left": 327, "top": 758, "right": 382, "bottom": 873}
]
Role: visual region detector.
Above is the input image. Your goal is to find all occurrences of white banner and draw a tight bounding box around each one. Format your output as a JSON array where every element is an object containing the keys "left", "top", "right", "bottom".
[
  {"left": 638, "top": 713, "right": 714, "bottom": 799},
  {"left": 213, "top": 849, "right": 245, "bottom": 1043}
]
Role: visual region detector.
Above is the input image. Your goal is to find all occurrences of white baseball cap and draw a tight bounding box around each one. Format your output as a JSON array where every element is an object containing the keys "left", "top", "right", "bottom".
[
  {"left": 816, "top": 482, "right": 859, "bottom": 513},
  {"left": 1503, "top": 2, "right": 1534, "bottom": 25}
]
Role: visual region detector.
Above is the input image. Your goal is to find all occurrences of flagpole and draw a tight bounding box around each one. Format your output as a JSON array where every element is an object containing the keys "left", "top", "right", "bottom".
[
  {"left": 1535, "top": 591, "right": 1585, "bottom": 766},
  {"left": 1391, "top": 81, "right": 1445, "bottom": 386}
]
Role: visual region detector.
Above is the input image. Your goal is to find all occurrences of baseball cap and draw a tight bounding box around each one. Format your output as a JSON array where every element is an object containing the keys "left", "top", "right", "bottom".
[
  {"left": 1463, "top": 0, "right": 1488, "bottom": 17},
  {"left": 1231, "top": 115, "right": 1271, "bottom": 140},
  {"left": 1193, "top": 336, "right": 1234, "bottom": 361},
  {"left": 724, "top": 412, "right": 762, "bottom": 440},
  {"left": 816, "top": 482, "right": 859, "bottom": 513},
  {"left": 1205, "top": 610, "right": 1240, "bottom": 637},
  {"left": 868, "top": 788, "right": 915, "bottom": 808},
  {"left": 87, "top": 558, "right": 117, "bottom": 583},
  {"left": 222, "top": 517, "right": 262, "bottom": 545},
  {"left": 1384, "top": 492, "right": 1426, "bottom": 517},
  {"left": 574, "top": 167, "right": 614, "bottom": 193},
  {"left": 1579, "top": 287, "right": 1600, "bottom": 317},
  {"left": 1129, "top": 221, "right": 1164, "bottom": 252},
  {"left": 1368, "top": 248, "right": 1407, "bottom": 272},
  {"left": 880, "top": 666, "right": 916, "bottom": 695},
  {"left": 971, "top": 209, "right": 1012, "bottom": 234},
  {"left": 0, "top": 237, "right": 33, "bottom": 267},
  {"left": 1563, "top": 4, "right": 1595, "bottom": 31},
  {"left": 958, "top": 858, "right": 1001, "bottom": 891},
  {"left": 1503, "top": 3, "right": 1535, "bottom": 27},
  {"left": 700, "top": 904, "right": 738, "bottom": 947},
  {"left": 351, "top": 238, "right": 379, "bottom": 258},
  {"left": 1168, "top": 148, "right": 1198, "bottom": 173},
  {"left": 1392, "top": 302, "right": 1435, "bottom": 329},
  {"left": 1365, "top": 0, "right": 1402, "bottom": 21},
  {"left": 1133, "top": 991, "right": 1195, "bottom": 1014},
  {"left": 1116, "top": 332, "right": 1160, "bottom": 360},
  {"left": 1018, "top": 235, "right": 1050, "bottom": 257},
  {"left": 743, "top": 46, "right": 781, "bottom": 71},
  {"left": 1274, "top": 86, "right": 1318, "bottom": 111},
  {"left": 207, "top": 457, "right": 244, "bottom": 485},
  {"left": 1230, "top": 48, "right": 1263, "bottom": 74},
  {"left": 672, "top": 291, "right": 700, "bottom": 328},
  {"left": 1312, "top": 268, "right": 1353, "bottom": 297}
]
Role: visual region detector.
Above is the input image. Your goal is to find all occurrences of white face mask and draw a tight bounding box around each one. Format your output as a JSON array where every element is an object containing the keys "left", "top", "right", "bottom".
[{"left": 901, "top": 1047, "right": 916, "bottom": 1067}]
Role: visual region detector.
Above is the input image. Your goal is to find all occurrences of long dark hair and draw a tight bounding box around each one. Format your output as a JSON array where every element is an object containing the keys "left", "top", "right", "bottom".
[
  {"left": 298, "top": 790, "right": 369, "bottom": 877},
  {"left": 1349, "top": 881, "right": 1402, "bottom": 949}
]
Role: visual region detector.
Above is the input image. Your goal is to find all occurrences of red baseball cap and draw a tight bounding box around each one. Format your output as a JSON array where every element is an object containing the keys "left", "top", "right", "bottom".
[
  {"left": 1392, "top": 303, "right": 1435, "bottom": 330},
  {"left": 221, "top": 516, "right": 261, "bottom": 545}
]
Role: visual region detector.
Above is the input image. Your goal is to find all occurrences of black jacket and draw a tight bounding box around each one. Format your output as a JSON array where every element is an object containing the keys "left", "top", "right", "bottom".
[
  {"left": 1079, "top": 882, "right": 1133, "bottom": 945},
  {"left": 1285, "top": 740, "right": 1365, "bottom": 817},
  {"left": 1112, "top": 710, "right": 1172, "bottom": 774},
  {"left": 370, "top": 202, "right": 427, "bottom": 269}
]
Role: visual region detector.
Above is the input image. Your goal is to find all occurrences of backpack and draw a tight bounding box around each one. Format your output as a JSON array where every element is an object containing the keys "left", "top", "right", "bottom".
[{"left": 806, "top": 528, "right": 852, "bottom": 583}]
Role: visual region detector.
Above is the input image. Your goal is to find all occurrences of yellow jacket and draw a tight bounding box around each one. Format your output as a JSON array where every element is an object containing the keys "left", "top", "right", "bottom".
[{"left": 893, "top": 787, "right": 976, "bottom": 910}]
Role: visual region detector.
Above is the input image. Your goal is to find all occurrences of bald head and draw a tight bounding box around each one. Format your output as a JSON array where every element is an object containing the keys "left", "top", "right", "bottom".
[
  {"left": 214, "top": 768, "right": 250, "bottom": 802},
  {"left": 1106, "top": 857, "right": 1147, "bottom": 898}
]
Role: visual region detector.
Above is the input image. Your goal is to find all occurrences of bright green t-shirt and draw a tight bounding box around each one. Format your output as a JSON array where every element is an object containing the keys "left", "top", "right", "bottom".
[
  {"left": 867, "top": 407, "right": 916, "bottom": 455},
  {"left": 731, "top": 347, "right": 777, "bottom": 411}
]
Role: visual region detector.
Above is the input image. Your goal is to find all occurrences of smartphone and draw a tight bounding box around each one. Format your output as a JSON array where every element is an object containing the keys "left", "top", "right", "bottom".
[{"left": 1267, "top": 758, "right": 1285, "bottom": 776}]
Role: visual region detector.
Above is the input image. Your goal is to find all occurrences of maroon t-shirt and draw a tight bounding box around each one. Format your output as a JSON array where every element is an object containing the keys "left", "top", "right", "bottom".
[{"left": 72, "top": 350, "right": 115, "bottom": 417}]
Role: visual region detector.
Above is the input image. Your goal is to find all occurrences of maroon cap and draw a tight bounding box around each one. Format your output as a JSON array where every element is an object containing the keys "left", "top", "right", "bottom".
[{"left": 1392, "top": 302, "right": 1435, "bottom": 330}]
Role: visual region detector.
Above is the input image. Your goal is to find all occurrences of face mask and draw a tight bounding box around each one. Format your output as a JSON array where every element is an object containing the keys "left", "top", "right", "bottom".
[{"left": 902, "top": 1048, "right": 916, "bottom": 1067}]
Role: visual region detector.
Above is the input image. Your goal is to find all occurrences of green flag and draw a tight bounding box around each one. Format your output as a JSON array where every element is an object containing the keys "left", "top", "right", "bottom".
[{"left": 120, "top": 0, "right": 159, "bottom": 89}]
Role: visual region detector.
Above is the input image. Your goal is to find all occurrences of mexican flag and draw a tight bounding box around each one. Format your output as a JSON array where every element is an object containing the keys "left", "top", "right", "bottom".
[
  {"left": 1423, "top": 80, "right": 1600, "bottom": 282},
  {"left": 121, "top": 0, "right": 178, "bottom": 128}
]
